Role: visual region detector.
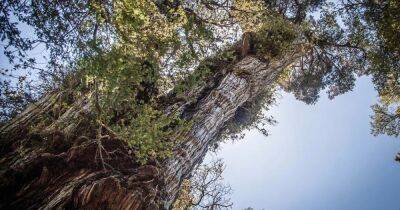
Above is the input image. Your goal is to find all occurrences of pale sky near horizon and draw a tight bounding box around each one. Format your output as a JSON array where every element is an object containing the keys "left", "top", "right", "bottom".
[{"left": 207, "top": 76, "right": 400, "bottom": 210}]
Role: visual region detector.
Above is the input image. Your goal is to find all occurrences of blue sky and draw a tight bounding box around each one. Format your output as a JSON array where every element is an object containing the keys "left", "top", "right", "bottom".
[{"left": 207, "top": 76, "right": 400, "bottom": 210}]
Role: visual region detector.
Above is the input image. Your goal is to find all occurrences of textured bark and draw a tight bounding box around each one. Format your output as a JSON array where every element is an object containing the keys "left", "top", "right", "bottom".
[
  {"left": 0, "top": 49, "right": 302, "bottom": 209},
  {"left": 161, "top": 54, "right": 301, "bottom": 207}
]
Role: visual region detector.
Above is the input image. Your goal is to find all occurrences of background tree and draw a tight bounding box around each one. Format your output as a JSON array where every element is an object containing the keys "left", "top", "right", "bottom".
[
  {"left": 365, "top": 0, "right": 400, "bottom": 139},
  {"left": 173, "top": 159, "right": 233, "bottom": 210}
]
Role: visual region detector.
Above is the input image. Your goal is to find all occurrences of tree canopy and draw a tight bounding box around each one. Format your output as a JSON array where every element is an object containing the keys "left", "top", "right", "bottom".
[{"left": 1, "top": 0, "right": 399, "bottom": 162}]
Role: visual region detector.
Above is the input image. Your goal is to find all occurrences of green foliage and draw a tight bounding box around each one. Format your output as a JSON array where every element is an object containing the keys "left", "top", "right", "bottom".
[
  {"left": 77, "top": 47, "right": 189, "bottom": 164},
  {"left": 0, "top": 80, "right": 36, "bottom": 123},
  {"left": 365, "top": 0, "right": 400, "bottom": 57},
  {"left": 254, "top": 18, "right": 297, "bottom": 58},
  {"left": 0, "top": 0, "right": 217, "bottom": 120},
  {"left": 371, "top": 104, "right": 400, "bottom": 137},
  {"left": 112, "top": 104, "right": 187, "bottom": 164},
  {"left": 79, "top": 47, "right": 157, "bottom": 107},
  {"left": 173, "top": 47, "right": 238, "bottom": 99},
  {"left": 174, "top": 63, "right": 213, "bottom": 96},
  {"left": 362, "top": 0, "right": 400, "bottom": 138}
]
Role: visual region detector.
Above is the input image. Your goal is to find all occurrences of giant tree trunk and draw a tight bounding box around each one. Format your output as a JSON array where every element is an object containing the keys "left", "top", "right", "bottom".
[{"left": 0, "top": 48, "right": 302, "bottom": 209}]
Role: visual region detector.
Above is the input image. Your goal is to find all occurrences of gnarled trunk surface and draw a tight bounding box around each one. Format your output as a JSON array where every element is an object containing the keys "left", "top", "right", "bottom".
[{"left": 0, "top": 51, "right": 301, "bottom": 209}]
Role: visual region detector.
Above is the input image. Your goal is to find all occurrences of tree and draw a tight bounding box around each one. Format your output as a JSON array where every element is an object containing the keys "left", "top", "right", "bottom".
[
  {"left": 0, "top": 0, "right": 399, "bottom": 209},
  {"left": 365, "top": 0, "right": 400, "bottom": 139},
  {"left": 173, "top": 159, "right": 232, "bottom": 210}
]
